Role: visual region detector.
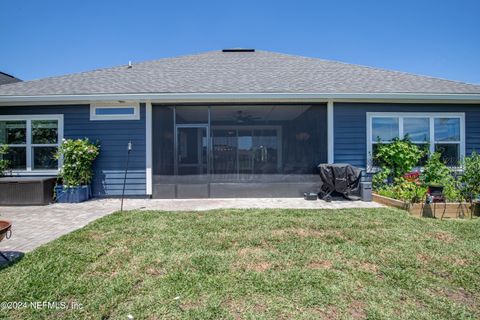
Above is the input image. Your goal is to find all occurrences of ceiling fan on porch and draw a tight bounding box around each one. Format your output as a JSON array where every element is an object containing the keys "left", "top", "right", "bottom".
[{"left": 233, "top": 110, "right": 262, "bottom": 123}]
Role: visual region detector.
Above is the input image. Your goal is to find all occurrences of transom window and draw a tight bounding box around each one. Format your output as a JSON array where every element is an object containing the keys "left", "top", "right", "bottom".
[
  {"left": 90, "top": 104, "right": 140, "bottom": 120},
  {"left": 0, "top": 115, "right": 63, "bottom": 172},
  {"left": 367, "top": 113, "right": 465, "bottom": 168}
]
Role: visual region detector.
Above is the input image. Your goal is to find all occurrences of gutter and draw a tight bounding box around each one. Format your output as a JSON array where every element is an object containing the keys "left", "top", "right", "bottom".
[{"left": 1, "top": 92, "right": 480, "bottom": 105}]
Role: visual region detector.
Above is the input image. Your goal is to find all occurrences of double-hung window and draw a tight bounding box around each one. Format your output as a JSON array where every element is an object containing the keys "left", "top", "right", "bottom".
[
  {"left": 367, "top": 113, "right": 464, "bottom": 169},
  {"left": 0, "top": 115, "right": 63, "bottom": 172}
]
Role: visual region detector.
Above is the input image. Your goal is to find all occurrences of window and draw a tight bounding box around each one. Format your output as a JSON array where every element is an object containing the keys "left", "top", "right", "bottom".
[
  {"left": 434, "top": 118, "right": 461, "bottom": 165},
  {"left": 372, "top": 117, "right": 399, "bottom": 142},
  {"left": 0, "top": 115, "right": 63, "bottom": 172},
  {"left": 367, "top": 113, "right": 464, "bottom": 169},
  {"left": 90, "top": 104, "right": 140, "bottom": 120}
]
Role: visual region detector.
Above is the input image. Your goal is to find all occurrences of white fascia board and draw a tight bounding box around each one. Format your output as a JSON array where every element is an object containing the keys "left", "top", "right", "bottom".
[{"left": 1, "top": 92, "right": 480, "bottom": 105}]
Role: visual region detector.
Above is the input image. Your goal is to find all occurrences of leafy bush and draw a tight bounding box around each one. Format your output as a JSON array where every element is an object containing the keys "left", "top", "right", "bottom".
[
  {"left": 422, "top": 153, "right": 450, "bottom": 184},
  {"left": 460, "top": 151, "right": 480, "bottom": 205},
  {"left": 374, "top": 137, "right": 425, "bottom": 180},
  {"left": 0, "top": 144, "right": 9, "bottom": 176},
  {"left": 376, "top": 187, "right": 397, "bottom": 199},
  {"left": 393, "top": 177, "right": 427, "bottom": 204},
  {"left": 56, "top": 138, "right": 100, "bottom": 187},
  {"left": 422, "top": 152, "right": 460, "bottom": 201},
  {"left": 372, "top": 167, "right": 391, "bottom": 190},
  {"left": 377, "top": 180, "right": 427, "bottom": 205},
  {"left": 374, "top": 146, "right": 480, "bottom": 205}
]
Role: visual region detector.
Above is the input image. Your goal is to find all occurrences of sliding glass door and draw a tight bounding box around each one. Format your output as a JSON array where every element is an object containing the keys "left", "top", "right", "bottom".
[
  {"left": 175, "top": 125, "right": 208, "bottom": 176},
  {"left": 211, "top": 126, "right": 281, "bottom": 179}
]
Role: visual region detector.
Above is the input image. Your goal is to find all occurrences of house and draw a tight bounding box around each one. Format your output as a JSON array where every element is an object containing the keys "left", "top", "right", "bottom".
[
  {"left": 0, "top": 49, "right": 479, "bottom": 198},
  {"left": 0, "top": 72, "right": 21, "bottom": 86}
]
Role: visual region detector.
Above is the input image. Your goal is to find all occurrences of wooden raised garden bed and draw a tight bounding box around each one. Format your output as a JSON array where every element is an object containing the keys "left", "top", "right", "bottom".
[{"left": 373, "top": 193, "right": 479, "bottom": 219}]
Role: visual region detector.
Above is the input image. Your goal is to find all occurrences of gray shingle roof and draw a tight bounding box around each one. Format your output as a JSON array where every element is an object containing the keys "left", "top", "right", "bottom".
[
  {"left": 0, "top": 50, "right": 479, "bottom": 96},
  {"left": 0, "top": 72, "right": 21, "bottom": 86}
]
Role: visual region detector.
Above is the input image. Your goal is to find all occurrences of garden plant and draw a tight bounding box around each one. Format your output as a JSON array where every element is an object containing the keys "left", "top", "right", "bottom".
[
  {"left": 373, "top": 137, "right": 479, "bottom": 211},
  {"left": 460, "top": 151, "right": 480, "bottom": 215},
  {"left": 56, "top": 138, "right": 100, "bottom": 187},
  {"left": 0, "top": 144, "right": 9, "bottom": 177}
]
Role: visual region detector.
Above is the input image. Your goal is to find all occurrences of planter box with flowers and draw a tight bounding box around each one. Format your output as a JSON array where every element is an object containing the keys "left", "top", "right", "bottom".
[
  {"left": 371, "top": 137, "right": 480, "bottom": 219},
  {"left": 372, "top": 193, "right": 479, "bottom": 219},
  {"left": 55, "top": 138, "right": 100, "bottom": 203}
]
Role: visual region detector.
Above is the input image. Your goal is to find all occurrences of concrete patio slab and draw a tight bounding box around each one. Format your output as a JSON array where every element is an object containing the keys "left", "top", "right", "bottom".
[
  {"left": 0, "top": 198, "right": 382, "bottom": 256},
  {"left": 138, "top": 198, "right": 383, "bottom": 211}
]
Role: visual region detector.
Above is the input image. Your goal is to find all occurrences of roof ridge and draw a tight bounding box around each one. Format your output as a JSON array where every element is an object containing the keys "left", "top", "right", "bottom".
[
  {"left": 0, "top": 71, "right": 17, "bottom": 79},
  {"left": 8, "top": 49, "right": 480, "bottom": 89},
  {"left": 1, "top": 49, "right": 479, "bottom": 96}
]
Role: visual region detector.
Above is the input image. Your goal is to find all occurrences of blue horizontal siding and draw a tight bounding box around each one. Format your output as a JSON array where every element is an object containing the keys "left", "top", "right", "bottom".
[
  {"left": 0, "top": 104, "right": 146, "bottom": 196},
  {"left": 334, "top": 103, "right": 480, "bottom": 168}
]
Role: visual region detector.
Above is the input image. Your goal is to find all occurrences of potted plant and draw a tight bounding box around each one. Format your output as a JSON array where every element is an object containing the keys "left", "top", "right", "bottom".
[
  {"left": 55, "top": 138, "right": 100, "bottom": 203},
  {"left": 0, "top": 144, "right": 10, "bottom": 177}
]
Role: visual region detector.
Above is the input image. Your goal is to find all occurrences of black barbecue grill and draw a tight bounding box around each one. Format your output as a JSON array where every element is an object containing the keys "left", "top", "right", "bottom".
[{"left": 317, "top": 163, "right": 362, "bottom": 201}]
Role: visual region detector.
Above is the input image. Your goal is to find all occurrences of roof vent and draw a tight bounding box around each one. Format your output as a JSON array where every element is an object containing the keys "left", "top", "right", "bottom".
[{"left": 222, "top": 48, "right": 255, "bottom": 53}]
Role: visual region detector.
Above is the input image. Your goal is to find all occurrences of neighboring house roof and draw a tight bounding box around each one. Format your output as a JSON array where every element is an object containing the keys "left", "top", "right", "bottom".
[
  {"left": 0, "top": 72, "right": 21, "bottom": 86},
  {"left": 0, "top": 50, "right": 479, "bottom": 96}
]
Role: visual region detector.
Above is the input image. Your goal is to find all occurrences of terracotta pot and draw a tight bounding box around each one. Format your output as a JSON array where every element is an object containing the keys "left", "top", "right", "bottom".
[{"left": 0, "top": 220, "right": 12, "bottom": 242}]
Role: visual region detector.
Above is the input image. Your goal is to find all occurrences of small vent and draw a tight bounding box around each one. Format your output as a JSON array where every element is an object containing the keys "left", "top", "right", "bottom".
[{"left": 222, "top": 48, "right": 255, "bottom": 53}]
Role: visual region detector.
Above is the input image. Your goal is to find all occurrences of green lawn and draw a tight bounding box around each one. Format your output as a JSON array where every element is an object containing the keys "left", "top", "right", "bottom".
[{"left": 1, "top": 208, "right": 479, "bottom": 319}]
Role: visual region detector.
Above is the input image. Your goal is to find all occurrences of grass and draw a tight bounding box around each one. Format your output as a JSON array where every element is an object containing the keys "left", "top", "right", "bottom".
[{"left": 1, "top": 208, "right": 479, "bottom": 319}]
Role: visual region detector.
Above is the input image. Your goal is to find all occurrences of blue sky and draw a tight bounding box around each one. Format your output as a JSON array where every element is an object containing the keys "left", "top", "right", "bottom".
[{"left": 1, "top": 0, "right": 479, "bottom": 84}]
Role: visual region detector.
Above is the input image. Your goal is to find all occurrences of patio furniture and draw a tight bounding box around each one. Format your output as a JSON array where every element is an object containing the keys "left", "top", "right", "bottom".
[
  {"left": 0, "top": 177, "right": 56, "bottom": 205},
  {"left": 317, "top": 163, "right": 362, "bottom": 201},
  {"left": 0, "top": 220, "right": 12, "bottom": 261}
]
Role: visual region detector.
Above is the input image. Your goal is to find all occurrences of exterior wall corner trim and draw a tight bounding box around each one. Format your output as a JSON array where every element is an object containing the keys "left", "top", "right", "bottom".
[
  {"left": 327, "top": 100, "right": 334, "bottom": 163},
  {"left": 145, "top": 102, "right": 153, "bottom": 195}
]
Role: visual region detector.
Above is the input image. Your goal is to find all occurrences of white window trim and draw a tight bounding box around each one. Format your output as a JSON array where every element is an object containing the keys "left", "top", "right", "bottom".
[
  {"left": 90, "top": 103, "right": 140, "bottom": 120},
  {"left": 0, "top": 114, "right": 64, "bottom": 175},
  {"left": 366, "top": 112, "right": 465, "bottom": 171}
]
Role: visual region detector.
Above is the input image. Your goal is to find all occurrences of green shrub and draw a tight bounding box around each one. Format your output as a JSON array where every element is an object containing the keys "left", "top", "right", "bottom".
[
  {"left": 460, "top": 151, "right": 480, "bottom": 205},
  {"left": 393, "top": 178, "right": 427, "bottom": 204},
  {"left": 376, "top": 187, "right": 397, "bottom": 199},
  {"left": 0, "top": 144, "right": 10, "bottom": 176},
  {"left": 422, "top": 152, "right": 460, "bottom": 201},
  {"left": 375, "top": 150, "right": 480, "bottom": 206},
  {"left": 372, "top": 167, "right": 391, "bottom": 190},
  {"left": 422, "top": 153, "right": 449, "bottom": 184},
  {"left": 377, "top": 175, "right": 427, "bottom": 204},
  {"left": 374, "top": 137, "right": 425, "bottom": 180},
  {"left": 56, "top": 138, "right": 100, "bottom": 187}
]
